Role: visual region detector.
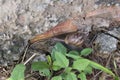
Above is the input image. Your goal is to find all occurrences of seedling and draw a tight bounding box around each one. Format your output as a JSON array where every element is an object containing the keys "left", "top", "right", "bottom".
[{"left": 8, "top": 42, "right": 119, "bottom": 80}]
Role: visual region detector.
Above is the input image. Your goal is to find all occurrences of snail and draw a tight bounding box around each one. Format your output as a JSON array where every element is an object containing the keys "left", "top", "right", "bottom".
[{"left": 29, "top": 6, "right": 120, "bottom": 47}]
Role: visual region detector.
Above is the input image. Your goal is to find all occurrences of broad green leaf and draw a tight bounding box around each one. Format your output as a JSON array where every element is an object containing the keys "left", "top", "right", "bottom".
[
  {"left": 51, "top": 48, "right": 56, "bottom": 60},
  {"left": 65, "top": 72, "right": 77, "bottom": 80},
  {"left": 84, "top": 66, "right": 93, "bottom": 74},
  {"left": 53, "top": 52, "right": 69, "bottom": 68},
  {"left": 80, "top": 48, "right": 92, "bottom": 56},
  {"left": 60, "top": 73, "right": 67, "bottom": 79},
  {"left": 7, "top": 64, "right": 26, "bottom": 80},
  {"left": 39, "top": 68, "right": 51, "bottom": 77},
  {"left": 52, "top": 42, "right": 67, "bottom": 55},
  {"left": 64, "top": 67, "right": 72, "bottom": 73},
  {"left": 72, "top": 59, "right": 90, "bottom": 71},
  {"left": 78, "top": 72, "right": 87, "bottom": 80},
  {"left": 51, "top": 42, "right": 67, "bottom": 60},
  {"left": 51, "top": 76, "right": 62, "bottom": 80},
  {"left": 89, "top": 61, "right": 115, "bottom": 77},
  {"left": 32, "top": 61, "right": 49, "bottom": 71},
  {"left": 52, "top": 65, "right": 61, "bottom": 71}
]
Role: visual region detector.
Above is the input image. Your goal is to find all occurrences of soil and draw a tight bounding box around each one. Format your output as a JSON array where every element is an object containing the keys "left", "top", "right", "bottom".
[{"left": 0, "top": 0, "right": 120, "bottom": 80}]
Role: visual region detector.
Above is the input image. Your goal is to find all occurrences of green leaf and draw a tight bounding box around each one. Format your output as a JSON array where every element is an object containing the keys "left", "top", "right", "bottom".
[
  {"left": 51, "top": 48, "right": 57, "bottom": 60},
  {"left": 51, "top": 76, "right": 62, "bottom": 80},
  {"left": 64, "top": 67, "right": 72, "bottom": 73},
  {"left": 84, "top": 66, "right": 93, "bottom": 74},
  {"left": 32, "top": 61, "right": 49, "bottom": 71},
  {"left": 89, "top": 60, "right": 115, "bottom": 77},
  {"left": 69, "top": 51, "right": 79, "bottom": 55},
  {"left": 39, "top": 68, "right": 51, "bottom": 77},
  {"left": 78, "top": 72, "right": 87, "bottom": 80},
  {"left": 66, "top": 51, "right": 80, "bottom": 60},
  {"left": 52, "top": 42, "right": 67, "bottom": 55},
  {"left": 66, "top": 54, "right": 80, "bottom": 60},
  {"left": 53, "top": 52, "right": 69, "bottom": 68},
  {"left": 60, "top": 73, "right": 67, "bottom": 79},
  {"left": 65, "top": 72, "right": 77, "bottom": 80},
  {"left": 52, "top": 65, "right": 61, "bottom": 71},
  {"left": 51, "top": 42, "right": 67, "bottom": 60},
  {"left": 7, "top": 64, "right": 26, "bottom": 80},
  {"left": 115, "top": 76, "right": 120, "bottom": 80},
  {"left": 72, "top": 59, "right": 90, "bottom": 71},
  {"left": 80, "top": 48, "right": 92, "bottom": 56}
]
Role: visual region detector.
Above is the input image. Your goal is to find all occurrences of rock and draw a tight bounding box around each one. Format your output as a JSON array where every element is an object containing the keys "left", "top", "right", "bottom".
[
  {"left": 94, "top": 33, "right": 118, "bottom": 58},
  {"left": 0, "top": 0, "right": 119, "bottom": 66}
]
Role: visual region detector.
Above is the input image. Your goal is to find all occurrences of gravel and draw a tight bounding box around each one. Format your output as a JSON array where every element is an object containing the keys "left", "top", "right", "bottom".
[{"left": 0, "top": 0, "right": 120, "bottom": 66}]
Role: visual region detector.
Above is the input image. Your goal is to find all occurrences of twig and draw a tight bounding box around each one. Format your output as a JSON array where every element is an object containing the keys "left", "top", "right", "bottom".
[
  {"left": 21, "top": 43, "right": 30, "bottom": 62},
  {"left": 99, "top": 53, "right": 113, "bottom": 80},
  {"left": 25, "top": 72, "right": 38, "bottom": 79},
  {"left": 17, "top": 43, "right": 30, "bottom": 64},
  {"left": 93, "top": 71, "right": 102, "bottom": 80},
  {"left": 24, "top": 53, "right": 38, "bottom": 65},
  {"left": 101, "top": 29, "right": 120, "bottom": 41}
]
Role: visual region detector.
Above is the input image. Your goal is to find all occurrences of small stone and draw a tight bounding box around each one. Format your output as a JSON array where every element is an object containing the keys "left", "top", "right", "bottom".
[{"left": 94, "top": 33, "right": 117, "bottom": 57}]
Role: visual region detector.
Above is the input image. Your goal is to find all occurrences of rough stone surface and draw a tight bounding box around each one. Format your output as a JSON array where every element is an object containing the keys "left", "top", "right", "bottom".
[
  {"left": 94, "top": 33, "right": 118, "bottom": 57},
  {"left": 0, "top": 0, "right": 120, "bottom": 66}
]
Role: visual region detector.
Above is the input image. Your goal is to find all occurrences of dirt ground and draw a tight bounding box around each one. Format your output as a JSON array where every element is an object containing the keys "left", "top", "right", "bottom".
[{"left": 0, "top": 0, "right": 120, "bottom": 80}]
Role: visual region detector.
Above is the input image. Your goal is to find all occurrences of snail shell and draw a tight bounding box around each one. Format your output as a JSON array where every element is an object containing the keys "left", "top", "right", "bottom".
[{"left": 65, "top": 32, "right": 86, "bottom": 47}]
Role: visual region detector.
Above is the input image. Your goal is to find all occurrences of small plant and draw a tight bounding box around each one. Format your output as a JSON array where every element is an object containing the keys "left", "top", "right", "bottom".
[{"left": 7, "top": 42, "right": 119, "bottom": 80}]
